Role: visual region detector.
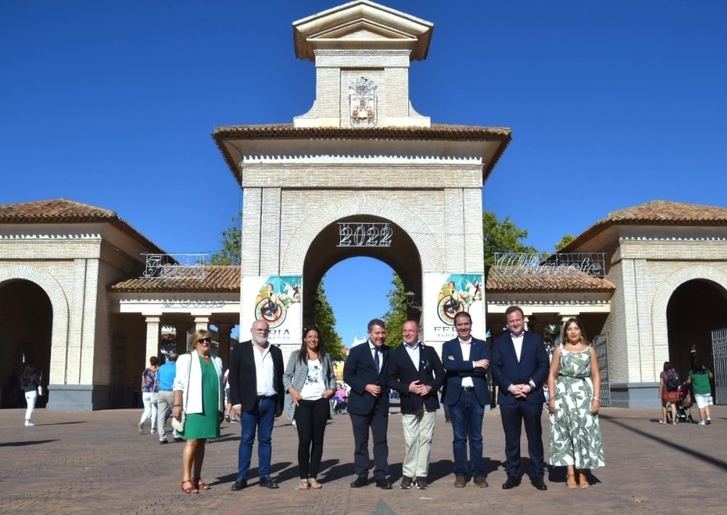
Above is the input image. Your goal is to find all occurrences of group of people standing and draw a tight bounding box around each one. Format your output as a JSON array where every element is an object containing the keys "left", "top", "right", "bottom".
[{"left": 167, "top": 304, "right": 605, "bottom": 495}]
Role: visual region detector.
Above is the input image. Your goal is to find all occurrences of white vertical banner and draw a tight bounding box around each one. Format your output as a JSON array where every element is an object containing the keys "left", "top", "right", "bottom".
[
  {"left": 422, "top": 273, "right": 486, "bottom": 342},
  {"left": 241, "top": 275, "right": 302, "bottom": 345}
]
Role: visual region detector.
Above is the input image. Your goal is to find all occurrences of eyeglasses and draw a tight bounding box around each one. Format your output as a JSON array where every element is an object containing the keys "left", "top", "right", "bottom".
[{"left": 197, "top": 338, "right": 211, "bottom": 344}]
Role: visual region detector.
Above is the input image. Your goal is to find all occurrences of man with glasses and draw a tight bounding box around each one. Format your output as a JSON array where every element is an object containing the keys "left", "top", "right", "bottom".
[
  {"left": 386, "top": 320, "right": 444, "bottom": 490},
  {"left": 229, "top": 319, "right": 284, "bottom": 490}
]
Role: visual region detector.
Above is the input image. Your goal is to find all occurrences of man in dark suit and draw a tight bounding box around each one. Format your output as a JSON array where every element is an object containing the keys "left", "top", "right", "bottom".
[
  {"left": 386, "top": 320, "right": 445, "bottom": 490},
  {"left": 343, "top": 318, "right": 392, "bottom": 489},
  {"left": 492, "top": 305, "right": 549, "bottom": 491},
  {"left": 229, "top": 319, "right": 285, "bottom": 491},
  {"left": 441, "top": 311, "right": 492, "bottom": 488}
]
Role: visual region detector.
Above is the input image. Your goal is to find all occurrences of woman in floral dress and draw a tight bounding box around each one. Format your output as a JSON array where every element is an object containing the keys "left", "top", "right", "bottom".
[{"left": 547, "top": 317, "right": 605, "bottom": 488}]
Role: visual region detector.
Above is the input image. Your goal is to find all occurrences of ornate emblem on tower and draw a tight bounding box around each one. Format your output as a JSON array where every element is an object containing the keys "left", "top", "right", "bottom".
[{"left": 349, "top": 77, "right": 377, "bottom": 127}]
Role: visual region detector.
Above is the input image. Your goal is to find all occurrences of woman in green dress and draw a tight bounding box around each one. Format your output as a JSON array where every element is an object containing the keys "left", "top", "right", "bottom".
[
  {"left": 172, "top": 329, "right": 224, "bottom": 494},
  {"left": 547, "top": 318, "right": 605, "bottom": 488}
]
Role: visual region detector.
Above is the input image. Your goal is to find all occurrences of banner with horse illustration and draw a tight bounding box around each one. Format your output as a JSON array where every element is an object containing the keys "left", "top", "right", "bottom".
[
  {"left": 242, "top": 275, "right": 302, "bottom": 344},
  {"left": 422, "top": 273, "right": 485, "bottom": 342}
]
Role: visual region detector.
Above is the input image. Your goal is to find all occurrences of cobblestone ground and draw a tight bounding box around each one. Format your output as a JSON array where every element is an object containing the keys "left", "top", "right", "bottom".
[{"left": 0, "top": 406, "right": 725, "bottom": 514}]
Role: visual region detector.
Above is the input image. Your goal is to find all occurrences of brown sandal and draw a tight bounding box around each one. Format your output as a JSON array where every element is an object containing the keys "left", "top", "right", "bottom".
[
  {"left": 194, "top": 478, "right": 210, "bottom": 491},
  {"left": 181, "top": 480, "right": 198, "bottom": 494}
]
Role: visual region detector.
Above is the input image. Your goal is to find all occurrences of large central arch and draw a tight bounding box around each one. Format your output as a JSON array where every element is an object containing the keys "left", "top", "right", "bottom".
[{"left": 302, "top": 215, "right": 423, "bottom": 325}]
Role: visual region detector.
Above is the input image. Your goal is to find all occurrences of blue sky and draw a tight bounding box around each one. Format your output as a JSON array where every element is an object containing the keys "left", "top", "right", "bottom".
[{"left": 2, "top": 1, "right": 726, "bottom": 345}]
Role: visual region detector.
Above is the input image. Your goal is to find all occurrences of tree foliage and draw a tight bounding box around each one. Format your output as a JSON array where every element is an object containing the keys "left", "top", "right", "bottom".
[
  {"left": 210, "top": 214, "right": 241, "bottom": 265},
  {"left": 483, "top": 211, "right": 538, "bottom": 265},
  {"left": 314, "top": 278, "right": 345, "bottom": 361},
  {"left": 383, "top": 273, "right": 409, "bottom": 348},
  {"left": 554, "top": 233, "right": 576, "bottom": 251}
]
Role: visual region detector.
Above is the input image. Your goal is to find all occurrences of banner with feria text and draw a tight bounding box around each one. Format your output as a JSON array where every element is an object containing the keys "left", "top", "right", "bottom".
[
  {"left": 422, "top": 273, "right": 486, "bottom": 342},
  {"left": 241, "top": 275, "right": 302, "bottom": 344}
]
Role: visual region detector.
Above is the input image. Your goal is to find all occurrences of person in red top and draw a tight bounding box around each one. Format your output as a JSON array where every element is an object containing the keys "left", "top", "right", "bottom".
[{"left": 658, "top": 361, "right": 680, "bottom": 425}]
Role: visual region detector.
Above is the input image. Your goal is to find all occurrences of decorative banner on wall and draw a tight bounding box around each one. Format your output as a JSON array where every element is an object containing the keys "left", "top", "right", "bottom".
[
  {"left": 241, "top": 275, "right": 302, "bottom": 344},
  {"left": 423, "top": 273, "right": 486, "bottom": 342}
]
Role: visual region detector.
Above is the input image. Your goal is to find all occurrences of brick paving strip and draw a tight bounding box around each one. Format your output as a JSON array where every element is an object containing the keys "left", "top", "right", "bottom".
[{"left": 0, "top": 407, "right": 725, "bottom": 514}]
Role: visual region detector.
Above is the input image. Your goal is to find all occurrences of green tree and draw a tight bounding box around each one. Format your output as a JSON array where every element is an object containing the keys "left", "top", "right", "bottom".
[
  {"left": 210, "top": 214, "right": 241, "bottom": 265},
  {"left": 483, "top": 211, "right": 538, "bottom": 265},
  {"left": 314, "top": 278, "right": 345, "bottom": 361},
  {"left": 383, "top": 273, "right": 409, "bottom": 347},
  {"left": 554, "top": 233, "right": 576, "bottom": 251}
]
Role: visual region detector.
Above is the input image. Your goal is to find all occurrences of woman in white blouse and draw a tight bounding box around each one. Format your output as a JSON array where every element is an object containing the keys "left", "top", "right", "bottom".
[{"left": 284, "top": 325, "right": 337, "bottom": 490}]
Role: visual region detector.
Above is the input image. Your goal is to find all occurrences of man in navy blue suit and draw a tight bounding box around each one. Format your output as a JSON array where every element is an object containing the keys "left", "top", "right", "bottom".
[
  {"left": 441, "top": 311, "right": 492, "bottom": 488},
  {"left": 492, "top": 305, "right": 549, "bottom": 491},
  {"left": 343, "top": 318, "right": 392, "bottom": 489}
]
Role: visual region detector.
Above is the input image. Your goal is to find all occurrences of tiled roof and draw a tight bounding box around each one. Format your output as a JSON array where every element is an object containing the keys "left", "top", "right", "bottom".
[
  {"left": 212, "top": 123, "right": 512, "bottom": 185},
  {"left": 486, "top": 267, "right": 615, "bottom": 292},
  {"left": 212, "top": 123, "right": 512, "bottom": 140},
  {"left": 563, "top": 200, "right": 727, "bottom": 251},
  {"left": 110, "top": 266, "right": 240, "bottom": 293},
  {"left": 0, "top": 198, "right": 163, "bottom": 252},
  {"left": 0, "top": 198, "right": 117, "bottom": 222}
]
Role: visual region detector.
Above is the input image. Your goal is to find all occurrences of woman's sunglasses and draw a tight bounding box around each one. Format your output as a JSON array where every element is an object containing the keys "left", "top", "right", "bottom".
[{"left": 197, "top": 338, "right": 211, "bottom": 344}]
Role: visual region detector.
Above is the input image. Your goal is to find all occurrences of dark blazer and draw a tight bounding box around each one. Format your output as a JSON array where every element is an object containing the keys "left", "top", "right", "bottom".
[
  {"left": 386, "top": 343, "right": 445, "bottom": 415},
  {"left": 229, "top": 340, "right": 284, "bottom": 417},
  {"left": 343, "top": 341, "right": 390, "bottom": 416},
  {"left": 441, "top": 337, "right": 491, "bottom": 407},
  {"left": 491, "top": 331, "right": 549, "bottom": 406}
]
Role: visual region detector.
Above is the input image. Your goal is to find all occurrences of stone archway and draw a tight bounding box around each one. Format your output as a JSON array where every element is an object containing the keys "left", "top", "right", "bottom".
[
  {"left": 280, "top": 194, "right": 443, "bottom": 275},
  {"left": 301, "top": 215, "right": 423, "bottom": 326},
  {"left": 0, "top": 265, "right": 70, "bottom": 406},
  {"left": 0, "top": 279, "right": 52, "bottom": 407},
  {"left": 651, "top": 264, "right": 727, "bottom": 376},
  {"left": 667, "top": 279, "right": 727, "bottom": 376}
]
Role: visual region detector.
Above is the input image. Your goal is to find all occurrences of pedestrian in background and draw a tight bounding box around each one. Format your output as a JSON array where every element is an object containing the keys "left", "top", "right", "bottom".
[
  {"left": 658, "top": 361, "right": 680, "bottom": 425},
  {"left": 156, "top": 351, "right": 178, "bottom": 443},
  {"left": 21, "top": 364, "right": 40, "bottom": 427},
  {"left": 138, "top": 356, "right": 159, "bottom": 434},
  {"left": 686, "top": 362, "right": 714, "bottom": 426}
]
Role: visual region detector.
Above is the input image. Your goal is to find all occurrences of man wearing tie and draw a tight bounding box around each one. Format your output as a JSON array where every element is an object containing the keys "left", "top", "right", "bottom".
[
  {"left": 492, "top": 305, "right": 549, "bottom": 491},
  {"left": 343, "top": 318, "right": 392, "bottom": 489},
  {"left": 386, "top": 320, "right": 444, "bottom": 490},
  {"left": 441, "top": 311, "right": 491, "bottom": 488}
]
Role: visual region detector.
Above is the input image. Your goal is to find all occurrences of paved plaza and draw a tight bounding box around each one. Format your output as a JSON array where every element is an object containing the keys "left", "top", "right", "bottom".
[{"left": 1, "top": 406, "right": 725, "bottom": 514}]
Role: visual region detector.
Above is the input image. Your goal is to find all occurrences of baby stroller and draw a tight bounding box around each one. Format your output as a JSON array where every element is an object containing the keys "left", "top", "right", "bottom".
[{"left": 675, "top": 383, "right": 694, "bottom": 424}]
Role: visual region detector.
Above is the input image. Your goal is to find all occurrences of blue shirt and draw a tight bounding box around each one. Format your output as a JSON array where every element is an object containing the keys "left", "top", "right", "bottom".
[{"left": 157, "top": 362, "right": 176, "bottom": 391}]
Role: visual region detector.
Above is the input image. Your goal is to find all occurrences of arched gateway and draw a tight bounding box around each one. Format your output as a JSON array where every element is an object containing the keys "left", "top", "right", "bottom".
[{"left": 214, "top": 1, "right": 510, "bottom": 357}]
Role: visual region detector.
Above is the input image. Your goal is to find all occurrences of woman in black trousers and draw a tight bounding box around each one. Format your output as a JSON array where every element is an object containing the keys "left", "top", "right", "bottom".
[{"left": 283, "top": 325, "right": 337, "bottom": 490}]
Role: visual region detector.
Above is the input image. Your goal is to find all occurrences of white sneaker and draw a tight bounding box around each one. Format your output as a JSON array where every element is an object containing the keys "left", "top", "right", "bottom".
[
  {"left": 151, "top": 429, "right": 156, "bottom": 435},
  {"left": 25, "top": 420, "right": 34, "bottom": 427},
  {"left": 698, "top": 420, "right": 706, "bottom": 426}
]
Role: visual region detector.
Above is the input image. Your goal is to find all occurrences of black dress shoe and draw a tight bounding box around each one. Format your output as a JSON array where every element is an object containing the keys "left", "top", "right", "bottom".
[
  {"left": 231, "top": 477, "right": 248, "bottom": 491},
  {"left": 375, "top": 478, "right": 392, "bottom": 490},
  {"left": 259, "top": 476, "right": 279, "bottom": 489},
  {"left": 350, "top": 476, "right": 368, "bottom": 488},
  {"left": 502, "top": 477, "right": 521, "bottom": 490},
  {"left": 531, "top": 476, "right": 547, "bottom": 490}
]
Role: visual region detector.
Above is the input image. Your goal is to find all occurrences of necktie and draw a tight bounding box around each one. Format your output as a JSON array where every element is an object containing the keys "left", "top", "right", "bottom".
[{"left": 374, "top": 348, "right": 380, "bottom": 373}]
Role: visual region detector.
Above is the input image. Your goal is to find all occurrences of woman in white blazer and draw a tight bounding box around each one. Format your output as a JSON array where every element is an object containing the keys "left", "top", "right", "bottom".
[{"left": 173, "top": 329, "right": 224, "bottom": 494}]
